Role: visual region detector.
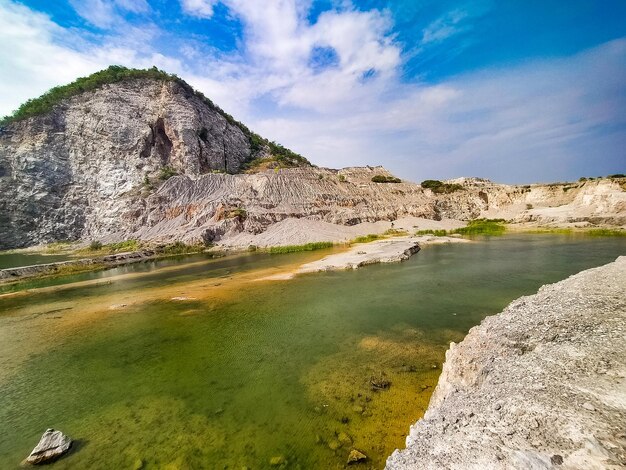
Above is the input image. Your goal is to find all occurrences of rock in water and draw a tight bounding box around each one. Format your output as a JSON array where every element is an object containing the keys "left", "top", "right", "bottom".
[
  {"left": 25, "top": 429, "right": 72, "bottom": 464},
  {"left": 347, "top": 449, "right": 367, "bottom": 464}
]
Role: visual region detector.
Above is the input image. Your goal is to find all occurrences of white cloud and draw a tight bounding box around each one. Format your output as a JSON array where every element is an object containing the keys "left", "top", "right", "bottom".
[
  {"left": 253, "top": 39, "right": 626, "bottom": 183},
  {"left": 68, "top": 0, "right": 149, "bottom": 28},
  {"left": 421, "top": 9, "right": 469, "bottom": 44},
  {"left": 180, "top": 0, "right": 218, "bottom": 19}
]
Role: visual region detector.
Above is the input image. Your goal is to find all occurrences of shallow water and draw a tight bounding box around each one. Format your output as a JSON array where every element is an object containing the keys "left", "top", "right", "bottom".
[
  {"left": 0, "top": 252, "right": 74, "bottom": 269},
  {"left": 0, "top": 235, "right": 624, "bottom": 469}
]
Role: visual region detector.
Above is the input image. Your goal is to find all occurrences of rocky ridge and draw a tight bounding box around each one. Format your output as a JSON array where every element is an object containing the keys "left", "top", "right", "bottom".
[{"left": 386, "top": 256, "right": 626, "bottom": 470}]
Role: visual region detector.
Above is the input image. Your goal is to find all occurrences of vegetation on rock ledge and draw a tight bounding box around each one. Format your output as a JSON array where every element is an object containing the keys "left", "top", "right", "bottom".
[
  {"left": 371, "top": 175, "right": 401, "bottom": 183},
  {"left": 420, "top": 180, "right": 464, "bottom": 194}
]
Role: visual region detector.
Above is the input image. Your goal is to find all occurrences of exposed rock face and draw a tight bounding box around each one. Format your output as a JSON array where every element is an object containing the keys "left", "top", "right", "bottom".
[
  {"left": 0, "top": 77, "right": 254, "bottom": 248},
  {"left": 131, "top": 170, "right": 626, "bottom": 246},
  {"left": 386, "top": 257, "right": 626, "bottom": 470},
  {"left": 25, "top": 428, "right": 72, "bottom": 464}
]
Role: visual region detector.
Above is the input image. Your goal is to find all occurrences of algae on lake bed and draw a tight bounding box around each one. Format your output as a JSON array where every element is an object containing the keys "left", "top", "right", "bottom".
[{"left": 0, "top": 235, "right": 624, "bottom": 469}]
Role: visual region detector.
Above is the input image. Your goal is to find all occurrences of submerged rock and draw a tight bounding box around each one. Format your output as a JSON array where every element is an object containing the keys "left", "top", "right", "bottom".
[
  {"left": 347, "top": 449, "right": 368, "bottom": 464},
  {"left": 269, "top": 455, "right": 286, "bottom": 466},
  {"left": 25, "top": 428, "right": 72, "bottom": 465},
  {"left": 370, "top": 373, "right": 391, "bottom": 391}
]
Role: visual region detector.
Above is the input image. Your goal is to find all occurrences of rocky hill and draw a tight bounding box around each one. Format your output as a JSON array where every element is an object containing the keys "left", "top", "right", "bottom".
[{"left": 0, "top": 67, "right": 624, "bottom": 249}]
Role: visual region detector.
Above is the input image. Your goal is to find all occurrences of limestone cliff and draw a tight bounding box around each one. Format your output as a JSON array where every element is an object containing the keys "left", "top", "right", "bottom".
[{"left": 0, "top": 70, "right": 281, "bottom": 248}]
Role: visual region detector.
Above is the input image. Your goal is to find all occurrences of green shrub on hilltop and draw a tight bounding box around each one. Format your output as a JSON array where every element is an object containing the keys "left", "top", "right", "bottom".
[
  {"left": 1, "top": 66, "right": 178, "bottom": 125},
  {"left": 371, "top": 175, "right": 401, "bottom": 183},
  {"left": 420, "top": 180, "right": 464, "bottom": 194}
]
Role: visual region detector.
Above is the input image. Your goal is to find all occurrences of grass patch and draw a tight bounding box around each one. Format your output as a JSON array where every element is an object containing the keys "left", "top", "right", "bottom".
[
  {"left": 42, "top": 242, "right": 74, "bottom": 254},
  {"left": 154, "top": 241, "right": 207, "bottom": 255},
  {"left": 415, "top": 229, "right": 448, "bottom": 236},
  {"left": 50, "top": 263, "right": 108, "bottom": 276},
  {"left": 78, "top": 239, "right": 141, "bottom": 255},
  {"left": 383, "top": 228, "right": 409, "bottom": 236},
  {"left": 451, "top": 219, "right": 506, "bottom": 236},
  {"left": 352, "top": 234, "right": 381, "bottom": 244},
  {"left": 266, "top": 242, "right": 334, "bottom": 254}
]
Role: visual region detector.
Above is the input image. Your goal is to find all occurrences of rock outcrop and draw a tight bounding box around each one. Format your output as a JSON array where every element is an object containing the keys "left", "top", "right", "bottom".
[
  {"left": 25, "top": 428, "right": 72, "bottom": 465},
  {"left": 0, "top": 75, "right": 257, "bottom": 249},
  {"left": 386, "top": 257, "right": 626, "bottom": 470}
]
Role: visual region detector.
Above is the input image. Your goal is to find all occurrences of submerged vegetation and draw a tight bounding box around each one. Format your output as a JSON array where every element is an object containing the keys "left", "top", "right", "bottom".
[
  {"left": 525, "top": 228, "right": 626, "bottom": 237},
  {"left": 587, "top": 229, "right": 626, "bottom": 237}
]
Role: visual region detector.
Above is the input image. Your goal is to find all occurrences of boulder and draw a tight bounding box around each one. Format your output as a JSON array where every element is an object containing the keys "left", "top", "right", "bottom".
[{"left": 25, "top": 428, "right": 72, "bottom": 464}]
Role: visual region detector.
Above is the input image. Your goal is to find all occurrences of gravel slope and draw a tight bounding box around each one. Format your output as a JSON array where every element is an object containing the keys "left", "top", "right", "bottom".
[{"left": 386, "top": 256, "right": 626, "bottom": 470}]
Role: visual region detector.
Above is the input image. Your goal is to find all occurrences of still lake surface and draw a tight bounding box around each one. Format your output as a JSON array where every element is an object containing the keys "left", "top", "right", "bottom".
[{"left": 0, "top": 235, "right": 624, "bottom": 469}]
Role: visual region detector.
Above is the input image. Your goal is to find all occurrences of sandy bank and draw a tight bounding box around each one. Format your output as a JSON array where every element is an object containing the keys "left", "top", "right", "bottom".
[
  {"left": 386, "top": 256, "right": 626, "bottom": 469},
  {"left": 261, "top": 235, "right": 468, "bottom": 280}
]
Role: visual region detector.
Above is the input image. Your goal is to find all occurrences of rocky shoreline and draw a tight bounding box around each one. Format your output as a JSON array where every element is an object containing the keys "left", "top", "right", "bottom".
[{"left": 386, "top": 256, "right": 626, "bottom": 469}]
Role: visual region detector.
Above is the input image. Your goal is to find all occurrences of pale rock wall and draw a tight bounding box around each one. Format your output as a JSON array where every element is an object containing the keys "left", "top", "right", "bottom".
[{"left": 0, "top": 78, "right": 253, "bottom": 248}]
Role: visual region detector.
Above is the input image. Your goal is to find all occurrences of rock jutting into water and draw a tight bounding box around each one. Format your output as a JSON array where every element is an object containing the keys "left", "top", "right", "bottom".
[
  {"left": 386, "top": 256, "right": 626, "bottom": 469},
  {"left": 24, "top": 428, "right": 72, "bottom": 465},
  {"left": 260, "top": 235, "right": 468, "bottom": 281}
]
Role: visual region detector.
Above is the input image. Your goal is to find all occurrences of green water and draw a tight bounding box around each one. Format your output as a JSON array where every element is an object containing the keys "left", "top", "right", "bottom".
[
  {"left": 0, "top": 235, "right": 624, "bottom": 469},
  {"left": 0, "top": 252, "right": 74, "bottom": 269}
]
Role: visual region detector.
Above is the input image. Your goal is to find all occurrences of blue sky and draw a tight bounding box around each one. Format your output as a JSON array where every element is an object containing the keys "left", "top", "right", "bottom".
[{"left": 1, "top": 0, "right": 625, "bottom": 183}]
